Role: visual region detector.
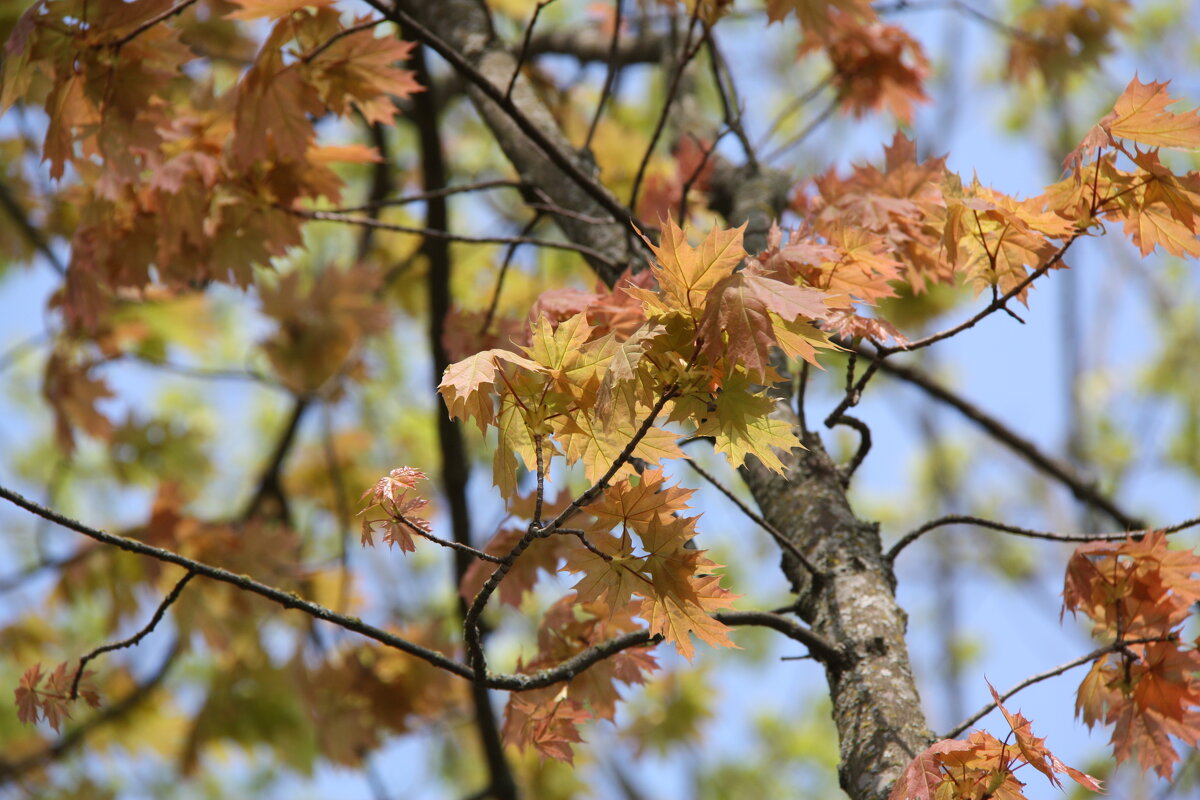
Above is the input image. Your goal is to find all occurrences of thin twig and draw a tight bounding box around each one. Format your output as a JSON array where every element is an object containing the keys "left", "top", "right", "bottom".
[
  {"left": 0, "top": 639, "right": 181, "bottom": 781},
  {"left": 462, "top": 383, "right": 681, "bottom": 676},
  {"left": 70, "top": 570, "right": 196, "bottom": 699},
  {"left": 362, "top": 2, "right": 645, "bottom": 238},
  {"left": 684, "top": 457, "right": 822, "bottom": 577},
  {"left": 585, "top": 0, "right": 626, "bottom": 150},
  {"left": 871, "top": 354, "right": 1145, "bottom": 530},
  {"left": 506, "top": 0, "right": 560, "bottom": 99},
  {"left": 756, "top": 72, "right": 833, "bottom": 152},
  {"left": 762, "top": 96, "right": 838, "bottom": 163},
  {"left": 404, "top": 520, "right": 505, "bottom": 564},
  {"left": 330, "top": 179, "right": 524, "bottom": 212},
  {"left": 493, "top": 608, "right": 843, "bottom": 691},
  {"left": 0, "top": 182, "right": 65, "bottom": 274},
  {"left": 677, "top": 130, "right": 728, "bottom": 223},
  {"left": 0, "top": 330, "right": 50, "bottom": 375},
  {"left": 480, "top": 214, "right": 542, "bottom": 339},
  {"left": 0, "top": 546, "right": 98, "bottom": 594},
  {"left": 0, "top": 483, "right": 476, "bottom": 681},
  {"left": 943, "top": 636, "right": 1174, "bottom": 739},
  {"left": 242, "top": 396, "right": 310, "bottom": 523},
  {"left": 108, "top": 0, "right": 199, "bottom": 48},
  {"left": 301, "top": 17, "right": 385, "bottom": 63},
  {"left": 627, "top": 8, "right": 709, "bottom": 213},
  {"left": 704, "top": 33, "right": 757, "bottom": 167},
  {"left": 878, "top": 232, "right": 1081, "bottom": 355},
  {"left": 887, "top": 514, "right": 1200, "bottom": 564},
  {"left": 320, "top": 407, "right": 354, "bottom": 613},
  {"left": 288, "top": 207, "right": 620, "bottom": 270},
  {"left": 832, "top": 413, "right": 872, "bottom": 486}
]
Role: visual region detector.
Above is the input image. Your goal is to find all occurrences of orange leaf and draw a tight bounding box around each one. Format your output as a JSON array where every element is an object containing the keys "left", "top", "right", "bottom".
[{"left": 1101, "top": 76, "right": 1200, "bottom": 151}]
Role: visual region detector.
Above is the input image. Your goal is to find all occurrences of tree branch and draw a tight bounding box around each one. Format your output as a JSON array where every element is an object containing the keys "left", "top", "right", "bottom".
[
  {"left": 70, "top": 570, "right": 195, "bottom": 699},
  {"left": 888, "top": 514, "right": 1200, "bottom": 564},
  {"left": 872, "top": 355, "right": 1145, "bottom": 530},
  {"left": 528, "top": 26, "right": 666, "bottom": 65},
  {"left": 491, "top": 608, "right": 842, "bottom": 691},
  {"left": 876, "top": 233, "right": 1081, "bottom": 356},
  {"left": 683, "top": 456, "right": 823, "bottom": 578},
  {"left": 242, "top": 396, "right": 310, "bottom": 523},
  {"left": 287, "top": 206, "right": 621, "bottom": 272},
  {"left": 0, "top": 181, "right": 64, "bottom": 274},
  {"left": 943, "top": 636, "right": 1174, "bottom": 739},
  {"left": 0, "top": 483, "right": 476, "bottom": 681},
  {"left": 367, "top": 0, "right": 646, "bottom": 279}
]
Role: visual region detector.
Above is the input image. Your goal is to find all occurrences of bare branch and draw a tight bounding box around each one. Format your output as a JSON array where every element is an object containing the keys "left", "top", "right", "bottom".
[
  {"left": 506, "top": 0, "right": 560, "bottom": 100},
  {"left": 491, "top": 608, "right": 843, "bottom": 691},
  {"left": 888, "top": 514, "right": 1200, "bottom": 564},
  {"left": 943, "top": 636, "right": 1174, "bottom": 739},
  {"left": 480, "top": 214, "right": 543, "bottom": 339},
  {"left": 0, "top": 181, "right": 64, "bottom": 274},
  {"left": 877, "top": 232, "right": 1081, "bottom": 355},
  {"left": 872, "top": 355, "right": 1145, "bottom": 530},
  {"left": 365, "top": 2, "right": 645, "bottom": 244},
  {"left": 628, "top": 10, "right": 710, "bottom": 212},
  {"left": 71, "top": 570, "right": 196, "bottom": 700},
  {"left": 529, "top": 26, "right": 665, "bottom": 66},
  {"left": 288, "top": 206, "right": 622, "bottom": 272},
  {"left": 330, "top": 179, "right": 524, "bottom": 212},
  {"left": 683, "top": 456, "right": 822, "bottom": 578},
  {"left": 586, "top": 0, "right": 627, "bottom": 150},
  {"left": 242, "top": 396, "right": 310, "bottom": 523},
  {"left": 301, "top": 17, "right": 385, "bottom": 64},
  {"left": 0, "top": 483, "right": 477, "bottom": 681},
  {"left": 108, "top": 0, "right": 199, "bottom": 48}
]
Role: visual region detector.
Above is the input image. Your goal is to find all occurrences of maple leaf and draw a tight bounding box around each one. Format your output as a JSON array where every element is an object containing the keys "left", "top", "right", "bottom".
[
  {"left": 1100, "top": 76, "right": 1200, "bottom": 151},
  {"left": 563, "top": 530, "right": 649, "bottom": 610},
  {"left": 530, "top": 273, "right": 650, "bottom": 341},
  {"left": 590, "top": 469, "right": 695, "bottom": 529},
  {"left": 304, "top": 19, "right": 422, "bottom": 125},
  {"left": 552, "top": 401, "right": 681, "bottom": 484},
  {"left": 14, "top": 662, "right": 44, "bottom": 726},
  {"left": 358, "top": 467, "right": 431, "bottom": 551},
  {"left": 801, "top": 13, "right": 930, "bottom": 124},
  {"left": 631, "top": 218, "right": 747, "bottom": 317},
  {"left": 765, "top": 0, "right": 875, "bottom": 35},
  {"left": 520, "top": 596, "right": 659, "bottom": 722},
  {"left": 1075, "top": 656, "right": 1123, "bottom": 729},
  {"left": 233, "top": 18, "right": 325, "bottom": 168},
  {"left": 698, "top": 271, "right": 830, "bottom": 379},
  {"left": 458, "top": 488, "right": 575, "bottom": 605},
  {"left": 888, "top": 738, "right": 973, "bottom": 800},
  {"left": 438, "top": 348, "right": 540, "bottom": 433},
  {"left": 503, "top": 688, "right": 591, "bottom": 763},
  {"left": 694, "top": 372, "right": 802, "bottom": 473},
  {"left": 1132, "top": 642, "right": 1200, "bottom": 723},
  {"left": 638, "top": 573, "right": 738, "bottom": 660},
  {"left": 43, "top": 350, "right": 115, "bottom": 454}
]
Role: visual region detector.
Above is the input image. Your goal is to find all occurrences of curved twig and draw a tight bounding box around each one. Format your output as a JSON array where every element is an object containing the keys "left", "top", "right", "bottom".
[
  {"left": 888, "top": 514, "right": 1200, "bottom": 565},
  {"left": 289, "top": 207, "right": 621, "bottom": 271},
  {"left": 684, "top": 457, "right": 822, "bottom": 578},
  {"left": 943, "top": 636, "right": 1174, "bottom": 739},
  {"left": 0, "top": 483, "right": 476, "bottom": 681},
  {"left": 872, "top": 355, "right": 1145, "bottom": 530},
  {"left": 70, "top": 570, "right": 196, "bottom": 699}
]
